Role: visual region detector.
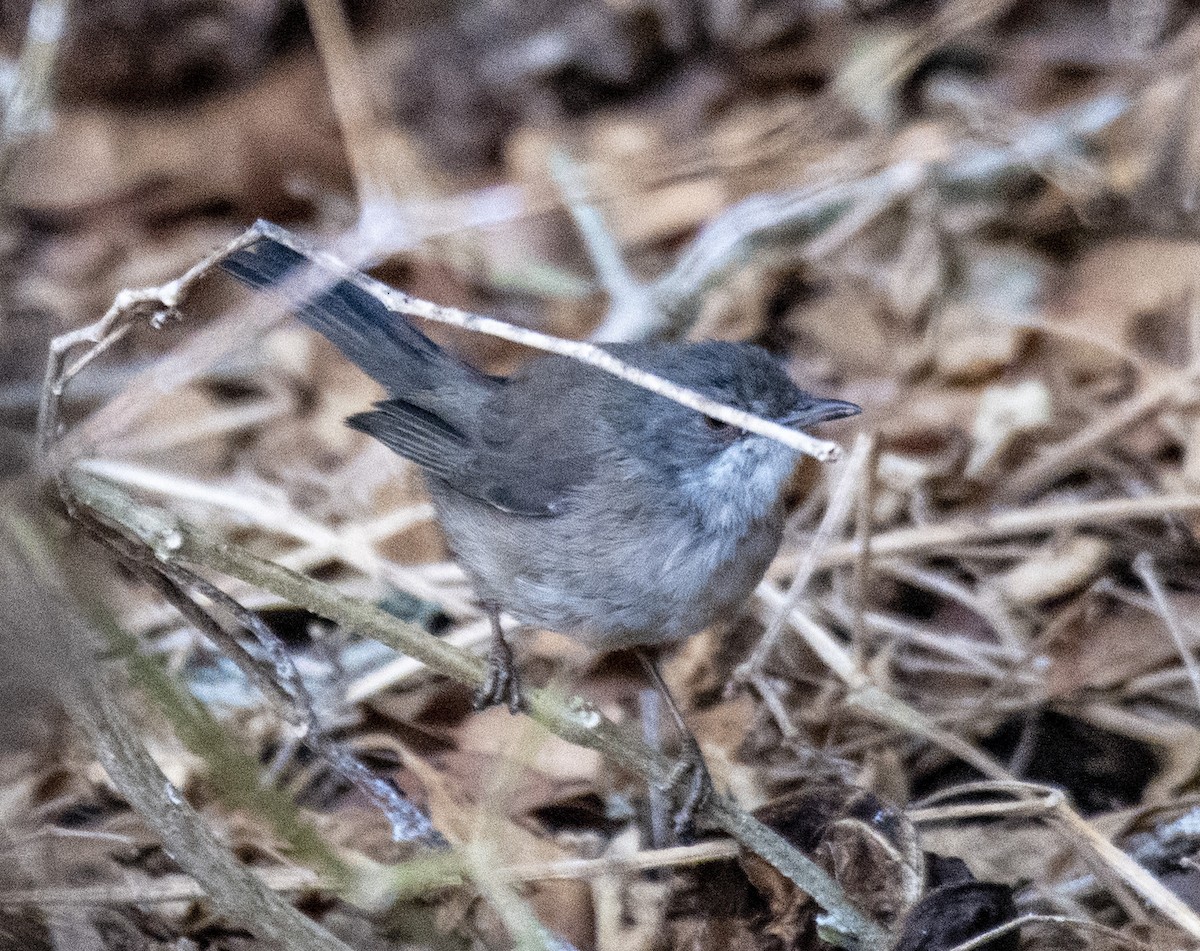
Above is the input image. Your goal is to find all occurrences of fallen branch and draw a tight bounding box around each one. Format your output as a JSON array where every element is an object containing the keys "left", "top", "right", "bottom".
[{"left": 67, "top": 468, "right": 891, "bottom": 950}]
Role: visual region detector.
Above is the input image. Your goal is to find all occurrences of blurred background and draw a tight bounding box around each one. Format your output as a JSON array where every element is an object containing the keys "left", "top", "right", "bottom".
[{"left": 6, "top": 1, "right": 1200, "bottom": 949}]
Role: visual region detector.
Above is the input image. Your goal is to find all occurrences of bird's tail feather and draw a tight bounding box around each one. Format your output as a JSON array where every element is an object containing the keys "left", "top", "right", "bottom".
[{"left": 220, "top": 234, "right": 452, "bottom": 393}]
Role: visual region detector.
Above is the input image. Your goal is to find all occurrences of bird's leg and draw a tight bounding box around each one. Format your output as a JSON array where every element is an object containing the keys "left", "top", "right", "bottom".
[
  {"left": 474, "top": 602, "right": 527, "bottom": 714},
  {"left": 637, "top": 649, "right": 712, "bottom": 838}
]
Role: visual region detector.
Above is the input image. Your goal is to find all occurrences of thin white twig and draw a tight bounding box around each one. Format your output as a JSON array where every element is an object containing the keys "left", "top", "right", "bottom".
[{"left": 250, "top": 222, "right": 844, "bottom": 462}]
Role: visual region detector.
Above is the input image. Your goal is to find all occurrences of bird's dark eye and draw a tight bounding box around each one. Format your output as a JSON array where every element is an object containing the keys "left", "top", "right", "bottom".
[{"left": 702, "top": 415, "right": 740, "bottom": 440}]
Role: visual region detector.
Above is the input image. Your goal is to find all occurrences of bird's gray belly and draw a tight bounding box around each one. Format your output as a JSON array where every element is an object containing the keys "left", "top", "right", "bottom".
[{"left": 429, "top": 478, "right": 783, "bottom": 650}]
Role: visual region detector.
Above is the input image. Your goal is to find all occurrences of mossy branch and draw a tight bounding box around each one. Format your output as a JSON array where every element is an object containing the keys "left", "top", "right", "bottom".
[{"left": 67, "top": 467, "right": 892, "bottom": 951}]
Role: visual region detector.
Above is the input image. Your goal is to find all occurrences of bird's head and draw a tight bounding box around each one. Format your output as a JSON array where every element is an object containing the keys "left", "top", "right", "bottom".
[{"left": 601, "top": 342, "right": 860, "bottom": 531}]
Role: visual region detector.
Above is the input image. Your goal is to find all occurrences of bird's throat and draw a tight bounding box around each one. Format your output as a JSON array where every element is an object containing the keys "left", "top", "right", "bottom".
[{"left": 682, "top": 438, "right": 796, "bottom": 533}]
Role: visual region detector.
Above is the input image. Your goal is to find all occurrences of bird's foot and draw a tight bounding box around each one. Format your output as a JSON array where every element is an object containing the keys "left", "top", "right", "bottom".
[
  {"left": 474, "top": 632, "right": 527, "bottom": 714},
  {"left": 658, "top": 735, "right": 713, "bottom": 839}
]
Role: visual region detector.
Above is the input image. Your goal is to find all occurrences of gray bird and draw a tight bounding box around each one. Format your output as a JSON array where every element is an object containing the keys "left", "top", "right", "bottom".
[{"left": 221, "top": 233, "right": 859, "bottom": 828}]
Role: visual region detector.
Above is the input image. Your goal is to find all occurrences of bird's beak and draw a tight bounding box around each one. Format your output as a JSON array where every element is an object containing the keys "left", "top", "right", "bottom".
[{"left": 780, "top": 397, "right": 861, "bottom": 428}]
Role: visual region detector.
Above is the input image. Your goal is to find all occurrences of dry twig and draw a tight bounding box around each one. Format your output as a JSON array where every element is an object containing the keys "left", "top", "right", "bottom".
[{"left": 67, "top": 469, "right": 890, "bottom": 950}]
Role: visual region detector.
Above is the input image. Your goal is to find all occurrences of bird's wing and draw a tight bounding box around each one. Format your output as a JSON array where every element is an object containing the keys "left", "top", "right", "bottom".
[
  {"left": 471, "top": 441, "right": 587, "bottom": 516},
  {"left": 349, "top": 396, "right": 588, "bottom": 517},
  {"left": 348, "top": 402, "right": 473, "bottom": 483}
]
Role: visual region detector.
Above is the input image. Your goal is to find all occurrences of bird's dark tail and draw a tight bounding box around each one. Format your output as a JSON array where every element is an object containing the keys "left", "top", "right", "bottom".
[{"left": 219, "top": 232, "right": 456, "bottom": 394}]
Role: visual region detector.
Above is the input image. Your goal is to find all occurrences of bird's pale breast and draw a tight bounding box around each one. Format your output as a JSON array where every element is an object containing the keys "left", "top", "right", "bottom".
[{"left": 429, "top": 473, "right": 785, "bottom": 650}]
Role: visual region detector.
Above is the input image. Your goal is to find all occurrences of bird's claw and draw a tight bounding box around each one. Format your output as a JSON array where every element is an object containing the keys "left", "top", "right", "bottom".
[
  {"left": 657, "top": 736, "right": 713, "bottom": 838},
  {"left": 474, "top": 636, "right": 527, "bottom": 714}
]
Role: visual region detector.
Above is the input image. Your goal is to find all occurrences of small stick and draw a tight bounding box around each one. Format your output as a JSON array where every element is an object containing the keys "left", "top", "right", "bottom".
[
  {"left": 241, "top": 221, "right": 844, "bottom": 462},
  {"left": 1133, "top": 552, "right": 1200, "bottom": 712},
  {"left": 301, "top": 0, "right": 380, "bottom": 203},
  {"left": 1053, "top": 801, "right": 1200, "bottom": 940},
  {"left": 909, "top": 779, "right": 1200, "bottom": 941},
  {"left": 940, "top": 915, "right": 1154, "bottom": 951},
  {"left": 739, "top": 433, "right": 873, "bottom": 684},
  {"left": 850, "top": 435, "right": 878, "bottom": 651},
  {"left": 0, "top": 867, "right": 320, "bottom": 909},
  {"left": 818, "top": 493, "right": 1200, "bottom": 567},
  {"left": 550, "top": 149, "right": 653, "bottom": 342},
  {"left": 37, "top": 226, "right": 270, "bottom": 466}
]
